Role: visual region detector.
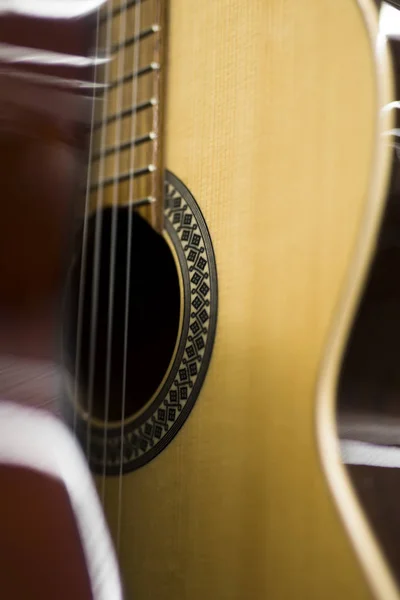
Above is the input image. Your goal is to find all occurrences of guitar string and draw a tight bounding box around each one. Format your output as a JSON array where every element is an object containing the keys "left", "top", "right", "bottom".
[
  {"left": 117, "top": 0, "right": 143, "bottom": 554},
  {"left": 86, "top": 0, "right": 114, "bottom": 463},
  {"left": 101, "top": 0, "right": 129, "bottom": 504},
  {"left": 73, "top": 6, "right": 102, "bottom": 443}
]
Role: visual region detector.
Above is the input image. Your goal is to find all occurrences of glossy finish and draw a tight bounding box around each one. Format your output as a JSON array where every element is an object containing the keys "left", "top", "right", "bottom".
[
  {"left": 0, "top": 4, "right": 107, "bottom": 599},
  {"left": 0, "top": 3, "right": 98, "bottom": 358},
  {"left": 0, "top": 465, "right": 93, "bottom": 600}
]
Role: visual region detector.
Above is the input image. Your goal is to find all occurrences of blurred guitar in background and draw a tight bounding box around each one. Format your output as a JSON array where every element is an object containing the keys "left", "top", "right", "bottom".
[
  {"left": 1, "top": 1, "right": 400, "bottom": 599},
  {"left": 0, "top": 2, "right": 122, "bottom": 598}
]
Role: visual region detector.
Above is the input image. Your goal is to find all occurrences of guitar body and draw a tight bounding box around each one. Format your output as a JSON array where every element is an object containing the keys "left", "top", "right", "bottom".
[
  {"left": 88, "top": 1, "right": 396, "bottom": 598},
  {"left": 1, "top": 0, "right": 395, "bottom": 598}
]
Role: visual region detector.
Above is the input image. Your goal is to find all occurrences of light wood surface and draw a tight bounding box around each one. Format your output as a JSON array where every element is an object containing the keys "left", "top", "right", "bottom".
[{"left": 93, "top": 1, "right": 397, "bottom": 598}]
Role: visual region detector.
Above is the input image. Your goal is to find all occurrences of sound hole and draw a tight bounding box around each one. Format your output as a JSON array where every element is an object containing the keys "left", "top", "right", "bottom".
[{"left": 64, "top": 207, "right": 180, "bottom": 422}]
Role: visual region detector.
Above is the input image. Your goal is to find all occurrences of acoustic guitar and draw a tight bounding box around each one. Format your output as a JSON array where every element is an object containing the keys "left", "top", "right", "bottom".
[
  {"left": 0, "top": 2, "right": 123, "bottom": 598},
  {"left": 0, "top": 0, "right": 399, "bottom": 599}
]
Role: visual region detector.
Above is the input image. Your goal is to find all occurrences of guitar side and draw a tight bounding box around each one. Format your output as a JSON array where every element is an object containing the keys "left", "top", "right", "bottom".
[
  {"left": 317, "top": 2, "right": 400, "bottom": 599},
  {"left": 97, "top": 1, "right": 397, "bottom": 598}
]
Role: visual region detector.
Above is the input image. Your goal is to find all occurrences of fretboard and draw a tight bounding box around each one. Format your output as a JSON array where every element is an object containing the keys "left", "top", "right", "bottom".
[{"left": 89, "top": 0, "right": 166, "bottom": 232}]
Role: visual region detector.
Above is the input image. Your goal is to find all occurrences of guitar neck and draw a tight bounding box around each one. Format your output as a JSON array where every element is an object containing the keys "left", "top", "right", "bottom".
[{"left": 89, "top": 0, "right": 168, "bottom": 233}]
